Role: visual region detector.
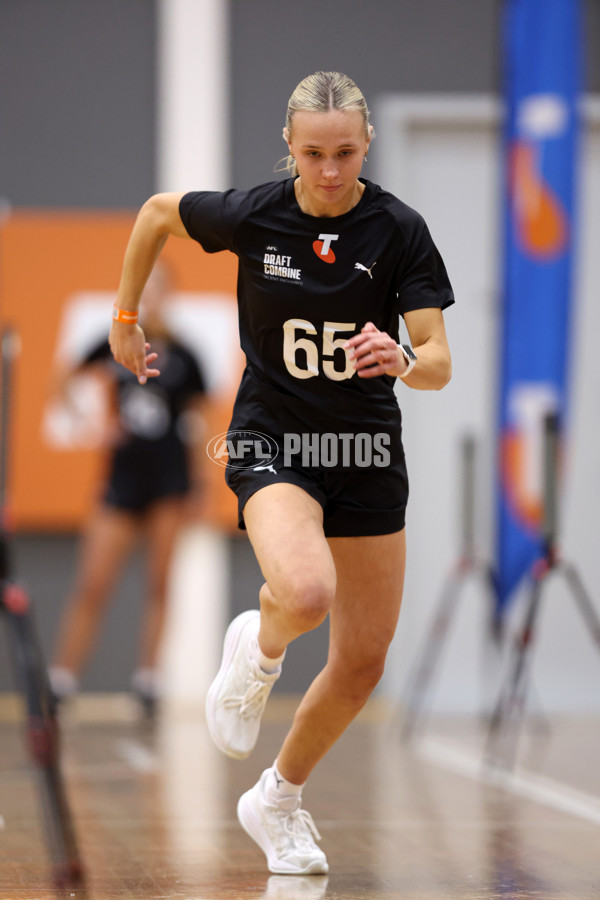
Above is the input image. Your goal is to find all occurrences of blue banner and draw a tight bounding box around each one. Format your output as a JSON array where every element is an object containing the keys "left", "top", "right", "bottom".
[{"left": 496, "top": 0, "right": 582, "bottom": 609}]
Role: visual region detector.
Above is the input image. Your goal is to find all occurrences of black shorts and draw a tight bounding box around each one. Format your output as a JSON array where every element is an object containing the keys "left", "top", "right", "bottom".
[
  {"left": 103, "top": 442, "right": 190, "bottom": 515},
  {"left": 226, "top": 451, "right": 408, "bottom": 538}
]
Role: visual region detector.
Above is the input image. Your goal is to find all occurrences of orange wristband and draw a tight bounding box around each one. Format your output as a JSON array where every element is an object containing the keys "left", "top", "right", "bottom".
[{"left": 112, "top": 306, "right": 139, "bottom": 324}]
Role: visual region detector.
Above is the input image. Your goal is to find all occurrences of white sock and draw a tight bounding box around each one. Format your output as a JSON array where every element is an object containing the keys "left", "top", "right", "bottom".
[
  {"left": 48, "top": 666, "right": 78, "bottom": 698},
  {"left": 251, "top": 637, "right": 285, "bottom": 675},
  {"left": 263, "top": 760, "right": 304, "bottom": 808},
  {"left": 131, "top": 667, "right": 161, "bottom": 697}
]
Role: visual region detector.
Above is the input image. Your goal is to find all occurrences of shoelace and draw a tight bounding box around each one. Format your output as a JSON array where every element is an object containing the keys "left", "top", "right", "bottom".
[
  {"left": 221, "top": 676, "right": 273, "bottom": 719},
  {"left": 286, "top": 808, "right": 322, "bottom": 844}
]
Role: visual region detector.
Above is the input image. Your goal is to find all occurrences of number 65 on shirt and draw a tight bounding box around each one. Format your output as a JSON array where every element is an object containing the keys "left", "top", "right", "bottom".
[{"left": 283, "top": 319, "right": 355, "bottom": 381}]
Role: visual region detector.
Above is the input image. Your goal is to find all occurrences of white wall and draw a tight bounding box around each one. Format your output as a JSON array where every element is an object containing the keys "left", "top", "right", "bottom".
[{"left": 374, "top": 95, "right": 600, "bottom": 713}]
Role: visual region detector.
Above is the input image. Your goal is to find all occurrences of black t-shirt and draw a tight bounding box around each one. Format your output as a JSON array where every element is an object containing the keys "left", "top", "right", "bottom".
[
  {"left": 83, "top": 336, "right": 205, "bottom": 455},
  {"left": 179, "top": 178, "right": 453, "bottom": 436}
]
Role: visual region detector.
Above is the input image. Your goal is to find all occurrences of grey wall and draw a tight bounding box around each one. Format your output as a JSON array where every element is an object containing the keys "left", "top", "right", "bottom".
[
  {"left": 230, "top": 0, "right": 499, "bottom": 188},
  {"left": 230, "top": 0, "right": 600, "bottom": 189},
  {"left": 0, "top": 0, "right": 156, "bottom": 208},
  {"left": 3, "top": 0, "right": 599, "bottom": 203}
]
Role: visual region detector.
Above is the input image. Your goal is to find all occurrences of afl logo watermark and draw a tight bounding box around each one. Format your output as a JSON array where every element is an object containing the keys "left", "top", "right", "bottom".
[{"left": 206, "top": 430, "right": 280, "bottom": 469}]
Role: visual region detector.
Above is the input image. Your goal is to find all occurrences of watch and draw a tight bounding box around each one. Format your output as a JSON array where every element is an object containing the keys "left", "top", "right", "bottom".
[{"left": 398, "top": 343, "right": 417, "bottom": 379}]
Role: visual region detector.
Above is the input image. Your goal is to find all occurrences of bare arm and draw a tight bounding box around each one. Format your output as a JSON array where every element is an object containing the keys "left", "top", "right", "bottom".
[
  {"left": 401, "top": 307, "right": 452, "bottom": 390},
  {"left": 109, "top": 192, "right": 189, "bottom": 383},
  {"left": 344, "top": 307, "right": 452, "bottom": 390}
]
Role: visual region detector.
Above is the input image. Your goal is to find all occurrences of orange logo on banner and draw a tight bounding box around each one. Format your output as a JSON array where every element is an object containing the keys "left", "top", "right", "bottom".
[
  {"left": 500, "top": 429, "right": 543, "bottom": 532},
  {"left": 510, "top": 142, "right": 568, "bottom": 259},
  {"left": 0, "top": 213, "right": 242, "bottom": 531},
  {"left": 500, "top": 381, "right": 562, "bottom": 535}
]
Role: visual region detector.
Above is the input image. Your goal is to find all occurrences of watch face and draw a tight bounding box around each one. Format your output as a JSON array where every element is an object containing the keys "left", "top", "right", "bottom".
[{"left": 402, "top": 344, "right": 417, "bottom": 361}]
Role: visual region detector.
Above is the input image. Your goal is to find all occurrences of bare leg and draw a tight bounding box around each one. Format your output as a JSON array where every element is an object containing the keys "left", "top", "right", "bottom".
[
  {"left": 243, "top": 483, "right": 337, "bottom": 660},
  {"left": 138, "top": 496, "right": 186, "bottom": 669},
  {"left": 276, "top": 530, "right": 406, "bottom": 785},
  {"left": 233, "top": 521, "right": 405, "bottom": 875},
  {"left": 52, "top": 504, "right": 138, "bottom": 675},
  {"left": 243, "top": 484, "right": 405, "bottom": 784}
]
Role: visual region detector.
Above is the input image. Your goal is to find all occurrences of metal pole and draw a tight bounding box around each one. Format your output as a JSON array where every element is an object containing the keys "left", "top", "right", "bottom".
[
  {"left": 486, "top": 410, "right": 561, "bottom": 767},
  {"left": 542, "top": 411, "right": 560, "bottom": 562},
  {"left": 400, "top": 434, "right": 498, "bottom": 737},
  {"left": 0, "top": 323, "right": 85, "bottom": 887},
  {"left": 461, "top": 434, "right": 476, "bottom": 562}
]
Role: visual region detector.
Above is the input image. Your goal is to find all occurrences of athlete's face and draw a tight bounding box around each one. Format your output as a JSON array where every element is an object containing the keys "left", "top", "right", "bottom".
[{"left": 287, "top": 109, "right": 371, "bottom": 217}]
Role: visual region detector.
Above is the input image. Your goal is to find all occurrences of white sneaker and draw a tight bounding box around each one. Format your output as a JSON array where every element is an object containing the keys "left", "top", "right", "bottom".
[
  {"left": 48, "top": 666, "right": 78, "bottom": 703},
  {"left": 205, "top": 610, "right": 280, "bottom": 759},
  {"left": 237, "top": 769, "right": 329, "bottom": 875}
]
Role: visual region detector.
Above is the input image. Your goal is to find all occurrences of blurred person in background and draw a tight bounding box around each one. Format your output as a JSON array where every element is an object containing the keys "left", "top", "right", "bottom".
[
  {"left": 108, "top": 71, "right": 453, "bottom": 872},
  {"left": 49, "top": 261, "right": 207, "bottom": 716}
]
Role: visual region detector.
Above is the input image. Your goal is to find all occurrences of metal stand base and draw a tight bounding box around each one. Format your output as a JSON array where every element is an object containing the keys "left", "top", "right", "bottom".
[
  {"left": 486, "top": 413, "right": 600, "bottom": 769},
  {"left": 1, "top": 584, "right": 85, "bottom": 887},
  {"left": 0, "top": 327, "right": 85, "bottom": 887},
  {"left": 400, "top": 554, "right": 499, "bottom": 739},
  {"left": 399, "top": 436, "right": 500, "bottom": 739},
  {"left": 486, "top": 551, "right": 600, "bottom": 770}
]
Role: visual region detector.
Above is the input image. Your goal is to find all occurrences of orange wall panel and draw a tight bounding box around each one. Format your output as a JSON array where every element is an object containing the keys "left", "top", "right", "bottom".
[{"left": 0, "top": 212, "right": 241, "bottom": 532}]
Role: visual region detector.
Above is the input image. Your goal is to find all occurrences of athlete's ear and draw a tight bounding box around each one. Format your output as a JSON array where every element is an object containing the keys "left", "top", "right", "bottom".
[
  {"left": 283, "top": 127, "right": 291, "bottom": 149},
  {"left": 367, "top": 124, "right": 375, "bottom": 146}
]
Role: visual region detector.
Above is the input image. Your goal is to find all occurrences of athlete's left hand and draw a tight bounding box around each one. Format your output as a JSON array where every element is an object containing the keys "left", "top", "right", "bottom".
[{"left": 344, "top": 322, "right": 408, "bottom": 379}]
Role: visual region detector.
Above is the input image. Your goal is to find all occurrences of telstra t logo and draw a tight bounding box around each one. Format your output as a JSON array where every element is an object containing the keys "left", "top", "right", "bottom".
[{"left": 312, "top": 233, "right": 339, "bottom": 263}]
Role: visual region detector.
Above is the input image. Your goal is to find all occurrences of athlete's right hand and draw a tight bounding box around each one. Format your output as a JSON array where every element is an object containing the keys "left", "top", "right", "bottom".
[{"left": 109, "top": 322, "right": 161, "bottom": 385}]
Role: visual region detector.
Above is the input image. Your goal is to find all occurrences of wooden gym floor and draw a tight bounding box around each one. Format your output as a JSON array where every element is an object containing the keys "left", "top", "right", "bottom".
[{"left": 0, "top": 696, "right": 599, "bottom": 899}]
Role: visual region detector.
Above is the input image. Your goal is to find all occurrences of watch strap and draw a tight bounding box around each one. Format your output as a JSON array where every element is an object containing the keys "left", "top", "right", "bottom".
[{"left": 398, "top": 344, "right": 417, "bottom": 379}]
